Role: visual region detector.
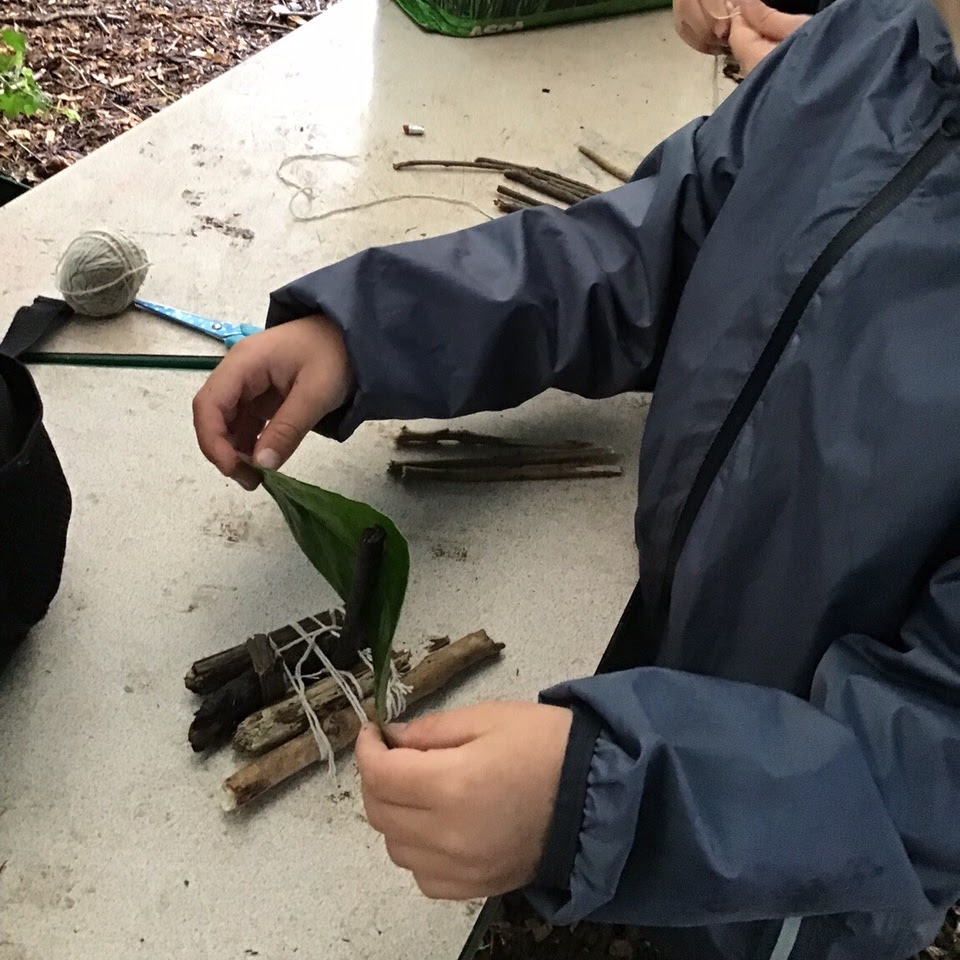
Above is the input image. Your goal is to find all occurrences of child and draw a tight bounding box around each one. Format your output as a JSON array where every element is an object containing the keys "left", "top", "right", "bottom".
[{"left": 193, "top": 0, "right": 960, "bottom": 955}]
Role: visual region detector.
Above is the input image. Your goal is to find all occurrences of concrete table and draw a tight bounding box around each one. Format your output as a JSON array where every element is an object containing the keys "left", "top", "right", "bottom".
[{"left": 0, "top": 3, "right": 718, "bottom": 957}]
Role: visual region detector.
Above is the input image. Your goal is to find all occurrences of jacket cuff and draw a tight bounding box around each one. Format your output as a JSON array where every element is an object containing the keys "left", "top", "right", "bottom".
[{"left": 534, "top": 702, "right": 603, "bottom": 890}]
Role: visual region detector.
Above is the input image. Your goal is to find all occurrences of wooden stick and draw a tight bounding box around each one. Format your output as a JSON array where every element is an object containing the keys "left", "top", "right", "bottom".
[
  {"left": 496, "top": 185, "right": 554, "bottom": 207},
  {"left": 189, "top": 669, "right": 263, "bottom": 752},
  {"left": 234, "top": 652, "right": 411, "bottom": 755},
  {"left": 185, "top": 609, "right": 344, "bottom": 694},
  {"left": 234, "top": 666, "right": 374, "bottom": 756},
  {"left": 222, "top": 631, "right": 504, "bottom": 810},
  {"left": 519, "top": 172, "right": 597, "bottom": 199},
  {"left": 339, "top": 526, "right": 385, "bottom": 653},
  {"left": 235, "top": 17, "right": 296, "bottom": 32},
  {"left": 495, "top": 199, "right": 527, "bottom": 214},
  {"left": 391, "top": 157, "right": 600, "bottom": 198},
  {"left": 8, "top": 9, "right": 104, "bottom": 25},
  {"left": 395, "top": 427, "right": 591, "bottom": 450},
  {"left": 392, "top": 159, "right": 505, "bottom": 172},
  {"left": 388, "top": 462, "right": 623, "bottom": 482},
  {"left": 503, "top": 170, "right": 583, "bottom": 206},
  {"left": 577, "top": 145, "right": 631, "bottom": 183},
  {"left": 389, "top": 446, "right": 619, "bottom": 473},
  {"left": 474, "top": 158, "right": 600, "bottom": 196}
]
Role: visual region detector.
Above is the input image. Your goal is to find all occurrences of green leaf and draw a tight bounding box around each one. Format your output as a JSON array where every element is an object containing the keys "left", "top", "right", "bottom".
[
  {"left": 256, "top": 467, "right": 409, "bottom": 721},
  {"left": 0, "top": 29, "right": 62, "bottom": 121},
  {"left": 0, "top": 89, "right": 44, "bottom": 118},
  {"left": 1, "top": 29, "right": 26, "bottom": 60}
]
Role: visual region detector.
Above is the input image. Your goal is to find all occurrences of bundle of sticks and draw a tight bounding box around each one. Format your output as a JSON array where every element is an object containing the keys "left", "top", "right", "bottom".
[
  {"left": 393, "top": 145, "right": 632, "bottom": 214},
  {"left": 184, "top": 530, "right": 504, "bottom": 811},
  {"left": 388, "top": 427, "right": 623, "bottom": 482}
]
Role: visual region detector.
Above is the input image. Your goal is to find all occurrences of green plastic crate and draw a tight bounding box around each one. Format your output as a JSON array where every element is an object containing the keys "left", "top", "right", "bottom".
[{"left": 392, "top": 0, "right": 670, "bottom": 37}]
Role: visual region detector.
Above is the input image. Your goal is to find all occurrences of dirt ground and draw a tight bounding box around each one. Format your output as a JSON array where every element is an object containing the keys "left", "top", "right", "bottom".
[{"left": 0, "top": 0, "right": 330, "bottom": 184}]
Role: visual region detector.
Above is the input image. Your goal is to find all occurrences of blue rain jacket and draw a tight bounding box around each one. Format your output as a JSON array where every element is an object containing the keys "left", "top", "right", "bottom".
[{"left": 266, "top": 0, "right": 960, "bottom": 954}]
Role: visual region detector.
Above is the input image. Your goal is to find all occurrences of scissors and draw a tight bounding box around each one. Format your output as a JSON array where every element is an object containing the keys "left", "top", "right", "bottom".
[{"left": 134, "top": 299, "right": 262, "bottom": 349}]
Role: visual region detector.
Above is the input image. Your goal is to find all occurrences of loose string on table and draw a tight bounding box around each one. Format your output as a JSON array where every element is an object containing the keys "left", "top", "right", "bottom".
[{"left": 277, "top": 153, "right": 494, "bottom": 224}]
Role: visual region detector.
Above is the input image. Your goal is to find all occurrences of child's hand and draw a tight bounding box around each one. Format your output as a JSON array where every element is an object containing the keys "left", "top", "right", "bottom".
[
  {"left": 674, "top": 0, "right": 733, "bottom": 55},
  {"left": 355, "top": 702, "right": 573, "bottom": 900},
  {"left": 192, "top": 316, "right": 354, "bottom": 490},
  {"left": 728, "top": 0, "right": 809, "bottom": 77}
]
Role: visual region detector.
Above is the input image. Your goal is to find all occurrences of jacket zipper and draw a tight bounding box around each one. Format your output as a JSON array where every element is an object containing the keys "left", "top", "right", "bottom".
[{"left": 653, "top": 116, "right": 960, "bottom": 638}]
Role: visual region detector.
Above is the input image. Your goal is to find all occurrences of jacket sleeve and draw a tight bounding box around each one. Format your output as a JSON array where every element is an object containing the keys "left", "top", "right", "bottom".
[
  {"left": 264, "top": 110, "right": 748, "bottom": 438},
  {"left": 526, "top": 553, "right": 960, "bottom": 931}
]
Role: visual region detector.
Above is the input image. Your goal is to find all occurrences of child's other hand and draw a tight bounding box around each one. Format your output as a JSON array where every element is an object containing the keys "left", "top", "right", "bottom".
[
  {"left": 674, "top": 0, "right": 733, "bottom": 54},
  {"left": 355, "top": 702, "right": 573, "bottom": 900},
  {"left": 728, "top": 0, "right": 809, "bottom": 77},
  {"left": 192, "top": 316, "right": 354, "bottom": 490}
]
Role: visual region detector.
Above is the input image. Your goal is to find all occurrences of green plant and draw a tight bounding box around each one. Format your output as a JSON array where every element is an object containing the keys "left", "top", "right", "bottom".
[
  {"left": 256, "top": 466, "right": 409, "bottom": 722},
  {"left": 0, "top": 28, "right": 78, "bottom": 121}
]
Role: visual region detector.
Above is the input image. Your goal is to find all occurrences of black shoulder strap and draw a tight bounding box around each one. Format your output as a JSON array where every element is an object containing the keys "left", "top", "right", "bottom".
[{"left": 0, "top": 297, "right": 74, "bottom": 360}]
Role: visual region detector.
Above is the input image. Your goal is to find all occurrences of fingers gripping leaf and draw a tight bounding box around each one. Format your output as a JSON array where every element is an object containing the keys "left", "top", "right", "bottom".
[{"left": 256, "top": 467, "right": 409, "bottom": 722}]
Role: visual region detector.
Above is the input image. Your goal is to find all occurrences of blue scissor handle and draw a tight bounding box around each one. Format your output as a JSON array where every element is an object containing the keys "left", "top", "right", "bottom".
[
  {"left": 134, "top": 299, "right": 262, "bottom": 347},
  {"left": 223, "top": 325, "right": 262, "bottom": 349}
]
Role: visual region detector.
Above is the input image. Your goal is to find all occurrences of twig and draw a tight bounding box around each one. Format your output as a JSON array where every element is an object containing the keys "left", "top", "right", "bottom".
[
  {"left": 395, "top": 427, "right": 591, "bottom": 450},
  {"left": 234, "top": 652, "right": 412, "bottom": 755},
  {"left": 392, "top": 159, "right": 504, "bottom": 172},
  {"left": 185, "top": 610, "right": 344, "bottom": 694},
  {"left": 524, "top": 175, "right": 597, "bottom": 199},
  {"left": 144, "top": 75, "right": 174, "bottom": 102},
  {"left": 236, "top": 17, "right": 295, "bottom": 31},
  {"left": 339, "top": 526, "right": 386, "bottom": 653},
  {"left": 0, "top": 127, "right": 44, "bottom": 165},
  {"left": 389, "top": 447, "right": 618, "bottom": 473},
  {"left": 503, "top": 170, "right": 584, "bottom": 206},
  {"left": 222, "top": 631, "right": 505, "bottom": 810},
  {"left": 105, "top": 99, "right": 144, "bottom": 126},
  {"left": 496, "top": 199, "right": 526, "bottom": 214},
  {"left": 496, "top": 185, "right": 554, "bottom": 207},
  {"left": 392, "top": 157, "right": 599, "bottom": 198},
  {"left": 578, "top": 145, "right": 631, "bottom": 183},
  {"left": 234, "top": 666, "right": 376, "bottom": 756},
  {"left": 389, "top": 462, "right": 622, "bottom": 482},
  {"left": 8, "top": 9, "right": 101, "bottom": 25},
  {"left": 193, "top": 28, "right": 220, "bottom": 49},
  {"left": 50, "top": 75, "right": 91, "bottom": 93},
  {"left": 475, "top": 158, "right": 600, "bottom": 195}
]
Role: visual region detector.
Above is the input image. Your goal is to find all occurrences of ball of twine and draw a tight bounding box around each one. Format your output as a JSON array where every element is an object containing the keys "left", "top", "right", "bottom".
[{"left": 56, "top": 230, "right": 149, "bottom": 317}]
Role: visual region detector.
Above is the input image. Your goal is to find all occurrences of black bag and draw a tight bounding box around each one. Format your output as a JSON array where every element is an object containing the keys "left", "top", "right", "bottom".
[{"left": 0, "top": 297, "right": 74, "bottom": 673}]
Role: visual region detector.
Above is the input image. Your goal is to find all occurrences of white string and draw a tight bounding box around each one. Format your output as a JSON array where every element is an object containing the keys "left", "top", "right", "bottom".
[
  {"left": 357, "top": 649, "right": 412, "bottom": 723},
  {"left": 271, "top": 618, "right": 368, "bottom": 781},
  {"left": 276, "top": 152, "right": 494, "bottom": 224},
  {"left": 269, "top": 618, "right": 413, "bottom": 783},
  {"left": 271, "top": 621, "right": 342, "bottom": 779}
]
